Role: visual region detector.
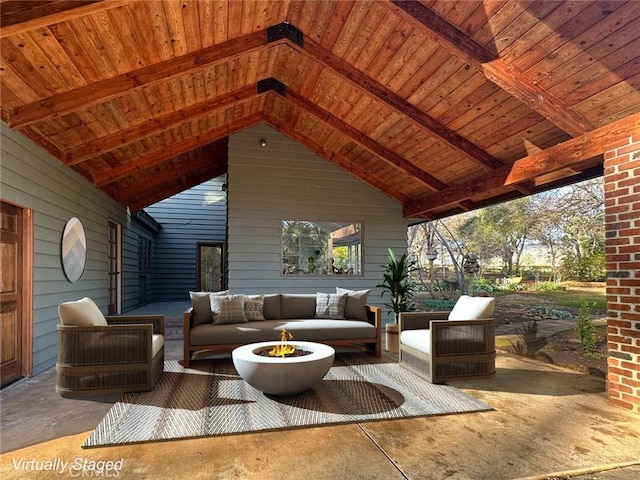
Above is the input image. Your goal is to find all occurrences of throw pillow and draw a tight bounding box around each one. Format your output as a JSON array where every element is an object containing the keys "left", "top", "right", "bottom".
[
  {"left": 189, "top": 291, "right": 228, "bottom": 326},
  {"left": 315, "top": 292, "right": 348, "bottom": 319},
  {"left": 244, "top": 295, "right": 265, "bottom": 321},
  {"left": 211, "top": 294, "right": 247, "bottom": 325},
  {"left": 448, "top": 295, "right": 495, "bottom": 321},
  {"left": 336, "top": 287, "right": 370, "bottom": 321},
  {"left": 58, "top": 297, "right": 108, "bottom": 327}
]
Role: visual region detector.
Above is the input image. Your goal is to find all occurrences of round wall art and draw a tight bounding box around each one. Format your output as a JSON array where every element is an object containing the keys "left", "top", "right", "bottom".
[{"left": 61, "top": 217, "right": 87, "bottom": 283}]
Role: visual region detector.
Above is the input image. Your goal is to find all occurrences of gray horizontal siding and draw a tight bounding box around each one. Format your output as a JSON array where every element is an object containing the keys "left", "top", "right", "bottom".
[
  {"left": 1, "top": 124, "right": 130, "bottom": 375},
  {"left": 227, "top": 123, "right": 409, "bottom": 322},
  {"left": 144, "top": 178, "right": 227, "bottom": 301}
]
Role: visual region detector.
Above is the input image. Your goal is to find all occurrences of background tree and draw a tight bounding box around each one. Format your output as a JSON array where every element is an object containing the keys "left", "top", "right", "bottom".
[
  {"left": 409, "top": 178, "right": 605, "bottom": 284},
  {"left": 456, "top": 198, "right": 535, "bottom": 276}
]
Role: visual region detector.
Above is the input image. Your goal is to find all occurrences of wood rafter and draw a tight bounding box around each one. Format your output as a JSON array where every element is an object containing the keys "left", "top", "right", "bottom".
[
  {"left": 124, "top": 163, "right": 224, "bottom": 211},
  {"left": 115, "top": 141, "right": 228, "bottom": 210},
  {"left": 295, "top": 36, "right": 505, "bottom": 171},
  {"left": 385, "top": 0, "right": 594, "bottom": 136},
  {"left": 94, "top": 112, "right": 262, "bottom": 188},
  {"left": 0, "top": 0, "right": 130, "bottom": 37},
  {"left": 281, "top": 86, "right": 447, "bottom": 191},
  {"left": 7, "top": 29, "right": 277, "bottom": 128},
  {"left": 63, "top": 84, "right": 262, "bottom": 166},
  {"left": 404, "top": 113, "right": 640, "bottom": 217},
  {"left": 263, "top": 108, "right": 408, "bottom": 204}
]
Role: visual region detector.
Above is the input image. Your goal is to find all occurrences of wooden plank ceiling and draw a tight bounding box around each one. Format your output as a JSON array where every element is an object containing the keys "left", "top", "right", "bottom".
[{"left": 1, "top": 0, "right": 639, "bottom": 218}]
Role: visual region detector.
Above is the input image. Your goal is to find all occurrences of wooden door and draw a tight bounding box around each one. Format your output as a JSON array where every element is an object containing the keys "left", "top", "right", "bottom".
[{"left": 1, "top": 201, "right": 32, "bottom": 386}]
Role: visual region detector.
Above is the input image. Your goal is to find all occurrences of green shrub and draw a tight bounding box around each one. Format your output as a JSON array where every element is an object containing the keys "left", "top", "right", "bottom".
[
  {"left": 422, "top": 299, "right": 457, "bottom": 311},
  {"left": 473, "top": 278, "right": 500, "bottom": 292},
  {"left": 527, "top": 305, "right": 572, "bottom": 319},
  {"left": 575, "top": 301, "right": 597, "bottom": 356},
  {"left": 532, "top": 281, "right": 564, "bottom": 292}
]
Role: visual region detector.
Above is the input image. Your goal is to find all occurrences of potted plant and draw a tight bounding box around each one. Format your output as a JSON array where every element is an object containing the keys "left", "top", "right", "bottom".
[{"left": 377, "top": 249, "right": 417, "bottom": 352}]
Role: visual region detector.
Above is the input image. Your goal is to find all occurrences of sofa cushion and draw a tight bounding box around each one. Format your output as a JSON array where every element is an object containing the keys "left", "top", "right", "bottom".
[
  {"left": 448, "top": 295, "right": 495, "bottom": 321},
  {"left": 315, "top": 292, "right": 347, "bottom": 319},
  {"left": 280, "top": 294, "right": 317, "bottom": 319},
  {"left": 262, "top": 294, "right": 281, "bottom": 320},
  {"left": 244, "top": 295, "right": 265, "bottom": 321},
  {"left": 211, "top": 294, "right": 247, "bottom": 325},
  {"left": 190, "top": 291, "right": 228, "bottom": 326},
  {"left": 336, "top": 287, "right": 370, "bottom": 321},
  {"left": 58, "top": 297, "right": 108, "bottom": 327},
  {"left": 190, "top": 318, "right": 377, "bottom": 346}
]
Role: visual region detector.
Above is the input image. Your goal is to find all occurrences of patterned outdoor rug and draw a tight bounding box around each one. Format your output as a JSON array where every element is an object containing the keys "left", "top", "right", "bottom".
[{"left": 83, "top": 353, "right": 492, "bottom": 447}]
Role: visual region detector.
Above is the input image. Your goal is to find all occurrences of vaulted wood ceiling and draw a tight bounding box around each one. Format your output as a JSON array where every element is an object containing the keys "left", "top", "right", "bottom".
[{"left": 1, "top": 1, "right": 639, "bottom": 219}]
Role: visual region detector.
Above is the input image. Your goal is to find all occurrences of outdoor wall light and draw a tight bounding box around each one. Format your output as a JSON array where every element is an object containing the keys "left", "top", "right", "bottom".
[{"left": 260, "top": 139, "right": 266, "bottom": 147}]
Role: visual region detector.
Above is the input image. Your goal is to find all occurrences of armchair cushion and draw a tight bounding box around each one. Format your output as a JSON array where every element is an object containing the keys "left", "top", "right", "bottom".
[
  {"left": 400, "top": 329, "right": 431, "bottom": 354},
  {"left": 152, "top": 334, "right": 165, "bottom": 356},
  {"left": 58, "top": 297, "right": 107, "bottom": 327},
  {"left": 448, "top": 295, "right": 495, "bottom": 321}
]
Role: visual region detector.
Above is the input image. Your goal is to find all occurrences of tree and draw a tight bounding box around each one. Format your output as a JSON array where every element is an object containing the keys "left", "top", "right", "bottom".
[
  {"left": 532, "top": 179, "right": 605, "bottom": 282},
  {"left": 456, "top": 198, "right": 535, "bottom": 276}
]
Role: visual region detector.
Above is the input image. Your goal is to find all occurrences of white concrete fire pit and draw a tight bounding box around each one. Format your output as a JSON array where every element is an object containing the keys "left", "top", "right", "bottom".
[{"left": 232, "top": 341, "right": 335, "bottom": 396}]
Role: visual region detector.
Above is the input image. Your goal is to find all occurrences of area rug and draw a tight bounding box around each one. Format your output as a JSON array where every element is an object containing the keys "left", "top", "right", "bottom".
[{"left": 83, "top": 353, "right": 492, "bottom": 447}]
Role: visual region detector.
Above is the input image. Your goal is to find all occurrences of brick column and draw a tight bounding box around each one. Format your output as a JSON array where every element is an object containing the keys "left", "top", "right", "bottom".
[{"left": 604, "top": 134, "right": 640, "bottom": 413}]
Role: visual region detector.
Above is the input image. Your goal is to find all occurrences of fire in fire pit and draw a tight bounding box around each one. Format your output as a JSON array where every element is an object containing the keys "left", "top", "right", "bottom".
[{"left": 256, "top": 330, "right": 312, "bottom": 358}]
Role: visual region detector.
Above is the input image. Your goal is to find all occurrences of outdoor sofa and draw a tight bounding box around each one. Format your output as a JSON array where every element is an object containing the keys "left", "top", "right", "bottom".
[{"left": 183, "top": 289, "right": 381, "bottom": 367}]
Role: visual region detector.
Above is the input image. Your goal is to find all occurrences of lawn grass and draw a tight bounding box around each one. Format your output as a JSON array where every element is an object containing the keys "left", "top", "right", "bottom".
[{"left": 495, "top": 285, "right": 606, "bottom": 314}]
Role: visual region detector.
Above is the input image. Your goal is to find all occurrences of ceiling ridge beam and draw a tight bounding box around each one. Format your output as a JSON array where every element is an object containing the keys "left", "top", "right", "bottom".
[
  {"left": 8, "top": 29, "right": 278, "bottom": 129},
  {"left": 293, "top": 35, "right": 504, "bottom": 171},
  {"left": 405, "top": 112, "right": 639, "bottom": 217},
  {"left": 263, "top": 108, "right": 409, "bottom": 204},
  {"left": 0, "top": 0, "right": 131, "bottom": 38},
  {"left": 63, "top": 84, "right": 261, "bottom": 166},
  {"left": 266, "top": 77, "right": 447, "bottom": 191},
  {"left": 94, "top": 111, "right": 262, "bottom": 188},
  {"left": 385, "top": 0, "right": 594, "bottom": 137}
]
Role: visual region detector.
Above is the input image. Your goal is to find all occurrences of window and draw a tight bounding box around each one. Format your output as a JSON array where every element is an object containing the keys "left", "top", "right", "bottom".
[
  {"left": 138, "top": 236, "right": 152, "bottom": 272},
  {"left": 282, "top": 221, "right": 362, "bottom": 275}
]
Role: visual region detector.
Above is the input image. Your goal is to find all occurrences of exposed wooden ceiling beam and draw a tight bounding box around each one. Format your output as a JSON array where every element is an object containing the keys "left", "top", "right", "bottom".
[
  {"left": 271, "top": 82, "right": 447, "bottom": 192},
  {"left": 0, "top": 0, "right": 130, "bottom": 37},
  {"left": 7, "top": 29, "right": 276, "bottom": 128},
  {"left": 425, "top": 164, "right": 605, "bottom": 221},
  {"left": 124, "top": 163, "right": 225, "bottom": 211},
  {"left": 405, "top": 112, "right": 639, "bottom": 217},
  {"left": 295, "top": 36, "right": 504, "bottom": 171},
  {"left": 263, "top": 108, "right": 409, "bottom": 205},
  {"left": 63, "top": 84, "right": 261, "bottom": 166},
  {"left": 385, "top": 0, "right": 594, "bottom": 137},
  {"left": 94, "top": 112, "right": 262, "bottom": 188},
  {"left": 115, "top": 142, "right": 228, "bottom": 210}
]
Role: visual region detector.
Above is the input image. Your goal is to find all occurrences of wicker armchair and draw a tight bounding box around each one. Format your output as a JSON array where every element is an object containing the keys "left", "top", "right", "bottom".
[
  {"left": 56, "top": 298, "right": 164, "bottom": 395},
  {"left": 399, "top": 296, "right": 496, "bottom": 383}
]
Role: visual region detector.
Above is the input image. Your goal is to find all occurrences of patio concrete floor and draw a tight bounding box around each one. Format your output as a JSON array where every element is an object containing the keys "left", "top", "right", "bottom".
[{"left": 1, "top": 304, "right": 639, "bottom": 479}]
